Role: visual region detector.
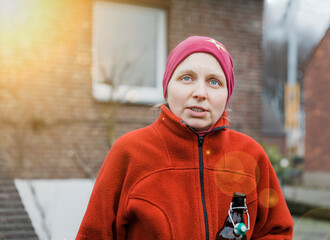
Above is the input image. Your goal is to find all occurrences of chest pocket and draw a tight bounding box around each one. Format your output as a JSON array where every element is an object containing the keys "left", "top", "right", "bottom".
[{"left": 126, "top": 168, "right": 205, "bottom": 240}]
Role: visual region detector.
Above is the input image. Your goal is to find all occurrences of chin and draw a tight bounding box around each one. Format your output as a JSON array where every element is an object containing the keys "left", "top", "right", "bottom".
[{"left": 184, "top": 119, "right": 212, "bottom": 131}]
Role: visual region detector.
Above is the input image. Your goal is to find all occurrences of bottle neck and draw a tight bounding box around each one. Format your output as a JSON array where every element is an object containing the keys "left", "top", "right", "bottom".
[
  {"left": 226, "top": 210, "right": 244, "bottom": 221},
  {"left": 226, "top": 201, "right": 247, "bottom": 227},
  {"left": 231, "top": 210, "right": 244, "bottom": 221},
  {"left": 230, "top": 195, "right": 246, "bottom": 223},
  {"left": 232, "top": 194, "right": 245, "bottom": 208}
]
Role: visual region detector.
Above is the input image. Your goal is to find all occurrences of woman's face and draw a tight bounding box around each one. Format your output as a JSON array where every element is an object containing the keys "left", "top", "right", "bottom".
[{"left": 166, "top": 53, "right": 228, "bottom": 131}]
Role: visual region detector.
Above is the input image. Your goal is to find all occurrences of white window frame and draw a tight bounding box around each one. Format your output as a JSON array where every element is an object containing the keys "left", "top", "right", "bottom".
[{"left": 92, "top": 1, "right": 167, "bottom": 104}]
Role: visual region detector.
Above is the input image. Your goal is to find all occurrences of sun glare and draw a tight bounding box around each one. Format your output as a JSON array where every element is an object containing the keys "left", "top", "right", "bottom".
[{"left": 0, "top": 0, "right": 35, "bottom": 29}]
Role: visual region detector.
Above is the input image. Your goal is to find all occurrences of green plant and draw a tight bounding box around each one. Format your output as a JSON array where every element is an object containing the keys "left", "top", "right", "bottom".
[{"left": 261, "top": 142, "right": 288, "bottom": 181}]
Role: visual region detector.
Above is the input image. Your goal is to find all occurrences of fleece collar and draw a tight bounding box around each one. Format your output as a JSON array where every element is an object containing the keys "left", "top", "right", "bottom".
[{"left": 157, "top": 105, "right": 228, "bottom": 138}]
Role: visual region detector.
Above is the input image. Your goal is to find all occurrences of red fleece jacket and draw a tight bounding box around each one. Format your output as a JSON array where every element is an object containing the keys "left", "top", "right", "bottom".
[{"left": 76, "top": 105, "right": 293, "bottom": 240}]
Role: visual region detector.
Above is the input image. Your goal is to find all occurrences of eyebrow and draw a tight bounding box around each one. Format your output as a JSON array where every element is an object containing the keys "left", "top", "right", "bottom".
[
  {"left": 175, "top": 69, "right": 196, "bottom": 77},
  {"left": 208, "top": 73, "right": 226, "bottom": 84}
]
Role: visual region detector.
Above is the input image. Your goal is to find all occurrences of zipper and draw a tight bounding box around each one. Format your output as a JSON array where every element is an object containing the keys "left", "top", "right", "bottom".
[
  {"left": 198, "top": 136, "right": 209, "bottom": 240},
  {"left": 182, "top": 121, "right": 227, "bottom": 240}
]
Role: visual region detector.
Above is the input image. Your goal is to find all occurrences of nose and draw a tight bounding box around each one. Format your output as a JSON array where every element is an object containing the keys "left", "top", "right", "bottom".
[{"left": 192, "top": 80, "right": 207, "bottom": 100}]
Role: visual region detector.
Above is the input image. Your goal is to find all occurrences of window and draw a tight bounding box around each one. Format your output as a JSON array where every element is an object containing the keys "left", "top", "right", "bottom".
[{"left": 92, "top": 1, "right": 167, "bottom": 104}]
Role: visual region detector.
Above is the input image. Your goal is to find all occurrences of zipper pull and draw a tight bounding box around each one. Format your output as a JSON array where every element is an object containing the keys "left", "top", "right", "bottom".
[{"left": 198, "top": 137, "right": 204, "bottom": 147}]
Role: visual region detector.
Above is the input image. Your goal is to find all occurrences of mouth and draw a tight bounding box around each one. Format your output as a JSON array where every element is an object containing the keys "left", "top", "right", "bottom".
[{"left": 188, "top": 106, "right": 207, "bottom": 113}]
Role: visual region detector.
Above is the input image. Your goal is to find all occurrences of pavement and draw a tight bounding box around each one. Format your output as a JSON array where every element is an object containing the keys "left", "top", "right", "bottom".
[
  {"left": 292, "top": 215, "right": 330, "bottom": 240},
  {"left": 283, "top": 185, "right": 330, "bottom": 239}
]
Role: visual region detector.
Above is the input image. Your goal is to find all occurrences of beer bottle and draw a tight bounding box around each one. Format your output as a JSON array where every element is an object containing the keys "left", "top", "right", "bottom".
[{"left": 215, "top": 192, "right": 249, "bottom": 240}]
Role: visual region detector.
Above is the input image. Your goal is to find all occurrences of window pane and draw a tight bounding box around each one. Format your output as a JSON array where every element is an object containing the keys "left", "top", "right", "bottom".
[{"left": 95, "top": 2, "right": 159, "bottom": 88}]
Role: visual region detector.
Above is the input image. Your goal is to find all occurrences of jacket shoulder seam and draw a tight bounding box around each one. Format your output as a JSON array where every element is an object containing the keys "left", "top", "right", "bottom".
[{"left": 150, "top": 124, "right": 173, "bottom": 165}]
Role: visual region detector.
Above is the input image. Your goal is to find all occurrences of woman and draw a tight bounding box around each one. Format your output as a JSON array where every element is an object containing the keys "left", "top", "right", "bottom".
[{"left": 76, "top": 36, "right": 293, "bottom": 239}]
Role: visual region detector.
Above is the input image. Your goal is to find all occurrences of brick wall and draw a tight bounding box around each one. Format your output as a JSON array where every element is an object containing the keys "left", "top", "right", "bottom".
[
  {"left": 0, "top": 0, "right": 264, "bottom": 178},
  {"left": 0, "top": 0, "right": 100, "bottom": 178},
  {"left": 304, "top": 28, "right": 330, "bottom": 172}
]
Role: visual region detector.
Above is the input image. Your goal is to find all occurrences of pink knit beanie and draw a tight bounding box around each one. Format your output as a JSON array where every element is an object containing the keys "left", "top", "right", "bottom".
[{"left": 163, "top": 36, "right": 234, "bottom": 106}]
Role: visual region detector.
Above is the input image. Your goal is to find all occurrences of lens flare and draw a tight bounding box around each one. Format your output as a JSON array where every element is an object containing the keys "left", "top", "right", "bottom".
[
  {"left": 259, "top": 188, "right": 279, "bottom": 208},
  {"left": 214, "top": 151, "right": 260, "bottom": 196},
  {"left": 0, "top": 0, "right": 35, "bottom": 29}
]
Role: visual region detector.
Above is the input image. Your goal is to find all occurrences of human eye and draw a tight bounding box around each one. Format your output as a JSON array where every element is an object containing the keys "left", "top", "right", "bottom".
[
  {"left": 181, "top": 75, "right": 192, "bottom": 83},
  {"left": 209, "top": 79, "right": 220, "bottom": 87}
]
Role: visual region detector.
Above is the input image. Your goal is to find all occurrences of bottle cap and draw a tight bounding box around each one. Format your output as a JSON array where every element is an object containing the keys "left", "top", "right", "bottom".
[{"left": 234, "top": 223, "right": 247, "bottom": 235}]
